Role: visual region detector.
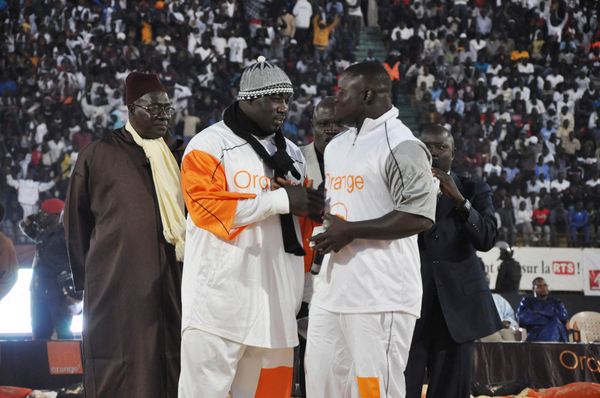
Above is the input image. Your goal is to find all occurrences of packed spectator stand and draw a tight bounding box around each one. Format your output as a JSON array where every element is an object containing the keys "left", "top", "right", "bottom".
[{"left": 0, "top": 0, "right": 599, "bottom": 247}]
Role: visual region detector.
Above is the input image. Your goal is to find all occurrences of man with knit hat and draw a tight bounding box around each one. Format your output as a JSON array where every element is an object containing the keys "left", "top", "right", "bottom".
[
  {"left": 179, "top": 56, "right": 324, "bottom": 397},
  {"left": 64, "top": 72, "right": 186, "bottom": 398},
  {"left": 20, "top": 198, "right": 74, "bottom": 339}
]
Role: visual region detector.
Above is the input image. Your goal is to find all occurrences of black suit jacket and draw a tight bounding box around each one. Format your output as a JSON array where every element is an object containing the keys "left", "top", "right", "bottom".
[{"left": 417, "top": 172, "right": 502, "bottom": 343}]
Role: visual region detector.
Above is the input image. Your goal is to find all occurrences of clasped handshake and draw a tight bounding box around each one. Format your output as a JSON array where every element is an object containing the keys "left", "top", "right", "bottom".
[
  {"left": 273, "top": 177, "right": 353, "bottom": 255},
  {"left": 272, "top": 177, "right": 325, "bottom": 222}
]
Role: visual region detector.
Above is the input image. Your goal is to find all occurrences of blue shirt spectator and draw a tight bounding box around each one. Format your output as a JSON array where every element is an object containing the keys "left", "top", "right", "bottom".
[
  {"left": 569, "top": 201, "right": 590, "bottom": 243},
  {"left": 0, "top": 79, "right": 17, "bottom": 95},
  {"left": 504, "top": 162, "right": 521, "bottom": 182},
  {"left": 569, "top": 205, "right": 588, "bottom": 228},
  {"left": 516, "top": 283, "right": 568, "bottom": 343},
  {"left": 541, "top": 124, "right": 557, "bottom": 141},
  {"left": 431, "top": 86, "right": 442, "bottom": 101},
  {"left": 535, "top": 163, "right": 550, "bottom": 179}
]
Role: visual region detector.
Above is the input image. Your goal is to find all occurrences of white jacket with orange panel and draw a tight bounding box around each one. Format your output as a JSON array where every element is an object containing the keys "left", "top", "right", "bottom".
[{"left": 180, "top": 121, "right": 308, "bottom": 349}]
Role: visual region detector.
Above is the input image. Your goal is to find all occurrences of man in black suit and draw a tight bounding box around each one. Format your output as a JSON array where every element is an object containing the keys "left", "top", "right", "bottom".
[{"left": 405, "top": 125, "right": 502, "bottom": 398}]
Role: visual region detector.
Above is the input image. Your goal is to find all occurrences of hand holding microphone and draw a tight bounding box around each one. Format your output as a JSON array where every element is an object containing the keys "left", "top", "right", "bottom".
[{"left": 309, "top": 218, "right": 330, "bottom": 275}]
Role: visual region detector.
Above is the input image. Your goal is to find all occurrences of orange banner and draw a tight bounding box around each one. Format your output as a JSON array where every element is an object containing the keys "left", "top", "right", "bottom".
[
  {"left": 473, "top": 342, "right": 600, "bottom": 389},
  {"left": 47, "top": 341, "right": 82, "bottom": 375}
]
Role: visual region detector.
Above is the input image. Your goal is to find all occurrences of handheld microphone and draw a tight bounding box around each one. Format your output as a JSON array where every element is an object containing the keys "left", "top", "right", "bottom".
[
  {"left": 432, "top": 158, "right": 442, "bottom": 169},
  {"left": 310, "top": 218, "right": 330, "bottom": 275}
]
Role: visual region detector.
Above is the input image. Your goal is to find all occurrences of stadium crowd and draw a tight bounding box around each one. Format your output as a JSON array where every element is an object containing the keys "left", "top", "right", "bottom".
[
  {"left": 377, "top": 0, "right": 600, "bottom": 247},
  {"left": 0, "top": 0, "right": 599, "bottom": 247}
]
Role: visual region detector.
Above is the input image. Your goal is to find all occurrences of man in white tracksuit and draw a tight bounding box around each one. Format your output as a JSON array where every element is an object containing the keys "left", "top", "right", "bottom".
[
  {"left": 6, "top": 173, "right": 56, "bottom": 217},
  {"left": 307, "top": 62, "right": 437, "bottom": 398},
  {"left": 179, "top": 57, "right": 324, "bottom": 398}
]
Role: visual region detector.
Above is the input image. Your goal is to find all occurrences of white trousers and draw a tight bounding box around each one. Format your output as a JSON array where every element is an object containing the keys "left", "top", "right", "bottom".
[
  {"left": 21, "top": 204, "right": 36, "bottom": 218},
  {"left": 305, "top": 306, "right": 417, "bottom": 398},
  {"left": 179, "top": 328, "right": 294, "bottom": 398}
]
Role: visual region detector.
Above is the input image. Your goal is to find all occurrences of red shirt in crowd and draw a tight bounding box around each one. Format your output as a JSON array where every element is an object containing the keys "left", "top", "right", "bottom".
[
  {"left": 72, "top": 131, "right": 93, "bottom": 151},
  {"left": 532, "top": 208, "right": 551, "bottom": 226}
]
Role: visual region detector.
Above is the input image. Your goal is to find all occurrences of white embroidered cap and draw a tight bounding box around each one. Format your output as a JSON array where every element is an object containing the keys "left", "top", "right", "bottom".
[{"left": 238, "top": 56, "right": 294, "bottom": 100}]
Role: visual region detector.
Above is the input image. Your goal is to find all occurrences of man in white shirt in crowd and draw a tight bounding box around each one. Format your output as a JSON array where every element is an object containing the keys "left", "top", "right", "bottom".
[
  {"left": 527, "top": 94, "right": 546, "bottom": 116},
  {"left": 293, "top": 0, "right": 313, "bottom": 45},
  {"left": 491, "top": 71, "right": 507, "bottom": 91},
  {"left": 556, "top": 93, "right": 574, "bottom": 115},
  {"left": 227, "top": 28, "right": 247, "bottom": 66},
  {"left": 211, "top": 29, "right": 228, "bottom": 56},
  {"left": 345, "top": 0, "right": 363, "bottom": 49},
  {"left": 47, "top": 131, "right": 67, "bottom": 164},
  {"left": 550, "top": 172, "right": 571, "bottom": 193},
  {"left": 514, "top": 201, "right": 535, "bottom": 246},
  {"left": 512, "top": 79, "right": 530, "bottom": 101},
  {"left": 532, "top": 173, "right": 551, "bottom": 194},
  {"left": 306, "top": 62, "right": 437, "bottom": 398},
  {"left": 517, "top": 58, "right": 534, "bottom": 78},
  {"left": 476, "top": 9, "right": 492, "bottom": 36},
  {"left": 416, "top": 66, "right": 435, "bottom": 90},
  {"left": 589, "top": 106, "right": 600, "bottom": 131},
  {"left": 391, "top": 21, "right": 414, "bottom": 49},
  {"left": 483, "top": 155, "right": 502, "bottom": 181},
  {"left": 6, "top": 171, "right": 58, "bottom": 217},
  {"left": 546, "top": 68, "right": 564, "bottom": 89},
  {"left": 586, "top": 171, "right": 600, "bottom": 187},
  {"left": 576, "top": 70, "right": 591, "bottom": 90}
]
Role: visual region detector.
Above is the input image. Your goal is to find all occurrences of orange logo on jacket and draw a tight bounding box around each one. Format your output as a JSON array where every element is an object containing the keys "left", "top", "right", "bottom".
[
  {"left": 326, "top": 174, "right": 365, "bottom": 193},
  {"left": 234, "top": 170, "right": 300, "bottom": 190}
]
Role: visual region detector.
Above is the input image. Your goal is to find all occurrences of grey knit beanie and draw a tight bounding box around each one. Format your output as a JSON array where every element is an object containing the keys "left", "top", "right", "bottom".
[{"left": 238, "top": 56, "right": 294, "bottom": 100}]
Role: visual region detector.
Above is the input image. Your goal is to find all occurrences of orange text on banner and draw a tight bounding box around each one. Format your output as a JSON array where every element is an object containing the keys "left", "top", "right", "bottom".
[{"left": 47, "top": 341, "right": 83, "bottom": 375}]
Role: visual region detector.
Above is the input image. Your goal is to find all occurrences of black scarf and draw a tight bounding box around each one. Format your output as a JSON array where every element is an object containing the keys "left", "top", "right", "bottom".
[{"left": 224, "top": 101, "right": 305, "bottom": 256}]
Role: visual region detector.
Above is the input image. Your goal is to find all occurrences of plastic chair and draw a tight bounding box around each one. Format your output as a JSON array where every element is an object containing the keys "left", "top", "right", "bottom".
[{"left": 568, "top": 311, "right": 600, "bottom": 343}]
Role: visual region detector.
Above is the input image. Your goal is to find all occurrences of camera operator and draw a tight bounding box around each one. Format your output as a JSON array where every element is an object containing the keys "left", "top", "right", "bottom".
[{"left": 20, "top": 198, "right": 78, "bottom": 340}]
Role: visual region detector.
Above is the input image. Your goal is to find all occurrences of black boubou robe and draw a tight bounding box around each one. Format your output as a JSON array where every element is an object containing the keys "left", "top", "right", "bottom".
[{"left": 64, "top": 127, "right": 185, "bottom": 398}]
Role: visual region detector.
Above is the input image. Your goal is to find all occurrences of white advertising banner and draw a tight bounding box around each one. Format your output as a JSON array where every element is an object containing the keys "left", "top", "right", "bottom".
[
  {"left": 478, "top": 247, "right": 585, "bottom": 292},
  {"left": 583, "top": 249, "right": 600, "bottom": 296}
]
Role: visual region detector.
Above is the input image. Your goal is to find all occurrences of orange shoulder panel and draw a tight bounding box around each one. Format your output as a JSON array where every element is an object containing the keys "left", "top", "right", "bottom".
[{"left": 181, "top": 149, "right": 256, "bottom": 240}]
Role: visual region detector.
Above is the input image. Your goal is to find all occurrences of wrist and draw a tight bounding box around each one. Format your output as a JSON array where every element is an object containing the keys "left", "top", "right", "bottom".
[
  {"left": 456, "top": 198, "right": 471, "bottom": 214},
  {"left": 271, "top": 188, "right": 291, "bottom": 215},
  {"left": 343, "top": 219, "right": 357, "bottom": 240},
  {"left": 453, "top": 194, "right": 466, "bottom": 209}
]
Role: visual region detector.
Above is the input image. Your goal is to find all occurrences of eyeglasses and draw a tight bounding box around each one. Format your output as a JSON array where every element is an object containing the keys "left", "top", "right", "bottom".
[
  {"left": 132, "top": 104, "right": 175, "bottom": 115},
  {"left": 534, "top": 283, "right": 549, "bottom": 289}
]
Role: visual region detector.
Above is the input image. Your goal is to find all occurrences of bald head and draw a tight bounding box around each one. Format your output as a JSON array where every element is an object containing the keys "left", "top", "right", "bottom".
[
  {"left": 421, "top": 124, "right": 455, "bottom": 150},
  {"left": 312, "top": 96, "right": 342, "bottom": 154},
  {"left": 334, "top": 62, "right": 393, "bottom": 130},
  {"left": 419, "top": 124, "right": 455, "bottom": 173},
  {"left": 313, "top": 96, "right": 336, "bottom": 118},
  {"left": 343, "top": 62, "right": 392, "bottom": 95}
]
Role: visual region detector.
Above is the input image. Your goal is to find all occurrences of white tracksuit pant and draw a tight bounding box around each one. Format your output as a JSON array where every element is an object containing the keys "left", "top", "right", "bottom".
[
  {"left": 305, "top": 305, "right": 417, "bottom": 398},
  {"left": 179, "top": 328, "right": 294, "bottom": 398}
]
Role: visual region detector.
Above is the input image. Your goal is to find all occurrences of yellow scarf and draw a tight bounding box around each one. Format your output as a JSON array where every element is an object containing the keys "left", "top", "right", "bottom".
[{"left": 126, "top": 121, "right": 186, "bottom": 261}]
